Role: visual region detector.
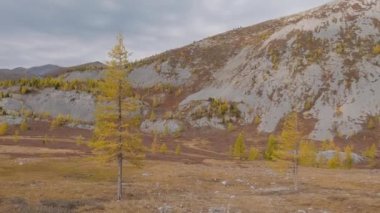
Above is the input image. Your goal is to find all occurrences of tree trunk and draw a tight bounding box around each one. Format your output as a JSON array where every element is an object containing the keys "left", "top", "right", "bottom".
[
  {"left": 293, "top": 149, "right": 299, "bottom": 191},
  {"left": 117, "top": 79, "right": 123, "bottom": 201},
  {"left": 117, "top": 153, "right": 123, "bottom": 200}
]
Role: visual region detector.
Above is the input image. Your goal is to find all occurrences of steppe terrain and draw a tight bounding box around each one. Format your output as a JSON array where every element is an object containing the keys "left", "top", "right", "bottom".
[{"left": 0, "top": 121, "right": 379, "bottom": 213}]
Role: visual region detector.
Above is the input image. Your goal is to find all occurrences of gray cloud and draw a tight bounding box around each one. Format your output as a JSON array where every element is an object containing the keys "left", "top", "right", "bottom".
[{"left": 0, "top": 0, "right": 330, "bottom": 68}]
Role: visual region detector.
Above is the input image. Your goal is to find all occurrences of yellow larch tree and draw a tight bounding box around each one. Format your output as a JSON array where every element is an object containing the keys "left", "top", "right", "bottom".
[
  {"left": 277, "top": 112, "right": 302, "bottom": 191},
  {"left": 89, "top": 34, "right": 145, "bottom": 201}
]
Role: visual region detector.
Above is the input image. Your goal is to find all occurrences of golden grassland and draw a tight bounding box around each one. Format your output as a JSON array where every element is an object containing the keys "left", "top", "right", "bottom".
[{"left": 0, "top": 154, "right": 380, "bottom": 213}]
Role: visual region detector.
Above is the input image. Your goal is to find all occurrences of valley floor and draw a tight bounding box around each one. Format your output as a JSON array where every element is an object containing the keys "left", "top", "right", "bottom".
[{"left": 0, "top": 122, "right": 379, "bottom": 212}]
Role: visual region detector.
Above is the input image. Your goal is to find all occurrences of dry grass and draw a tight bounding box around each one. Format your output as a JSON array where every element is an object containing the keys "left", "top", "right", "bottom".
[
  {"left": 0, "top": 156, "right": 379, "bottom": 213},
  {"left": 0, "top": 145, "right": 82, "bottom": 155}
]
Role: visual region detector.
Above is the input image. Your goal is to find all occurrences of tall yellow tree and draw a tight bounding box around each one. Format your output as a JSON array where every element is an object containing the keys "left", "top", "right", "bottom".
[
  {"left": 89, "top": 34, "right": 145, "bottom": 201},
  {"left": 277, "top": 112, "right": 302, "bottom": 191}
]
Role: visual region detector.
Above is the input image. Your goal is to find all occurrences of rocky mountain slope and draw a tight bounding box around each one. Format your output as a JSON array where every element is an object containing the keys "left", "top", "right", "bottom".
[
  {"left": 0, "top": 0, "right": 379, "bottom": 142},
  {"left": 128, "top": 0, "right": 380, "bottom": 141}
]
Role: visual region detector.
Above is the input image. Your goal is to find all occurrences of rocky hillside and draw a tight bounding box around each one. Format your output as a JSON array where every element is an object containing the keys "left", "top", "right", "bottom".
[
  {"left": 127, "top": 0, "right": 380, "bottom": 141},
  {"left": 0, "top": 0, "right": 379, "bottom": 142}
]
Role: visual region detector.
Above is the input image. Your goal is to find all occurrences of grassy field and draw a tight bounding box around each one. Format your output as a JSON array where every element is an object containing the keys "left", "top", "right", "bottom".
[
  {"left": 0, "top": 121, "right": 379, "bottom": 212},
  {"left": 0, "top": 154, "right": 380, "bottom": 213}
]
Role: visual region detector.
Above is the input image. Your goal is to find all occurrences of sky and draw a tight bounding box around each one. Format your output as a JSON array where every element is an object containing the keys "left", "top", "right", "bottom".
[{"left": 0, "top": 0, "right": 331, "bottom": 69}]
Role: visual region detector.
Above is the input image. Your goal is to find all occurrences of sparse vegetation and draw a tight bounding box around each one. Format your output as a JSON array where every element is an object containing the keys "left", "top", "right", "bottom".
[
  {"left": 12, "top": 130, "right": 20, "bottom": 143},
  {"left": 75, "top": 135, "right": 85, "bottom": 146},
  {"left": 264, "top": 134, "right": 277, "bottom": 160},
  {"left": 367, "top": 116, "right": 377, "bottom": 129},
  {"left": 19, "top": 120, "right": 29, "bottom": 132},
  {"left": 299, "top": 141, "right": 317, "bottom": 167},
  {"left": 248, "top": 146, "right": 260, "bottom": 161},
  {"left": 191, "top": 98, "right": 241, "bottom": 123},
  {"left": 159, "top": 143, "right": 168, "bottom": 154},
  {"left": 19, "top": 86, "right": 31, "bottom": 94},
  {"left": 0, "top": 77, "right": 100, "bottom": 94},
  {"left": 175, "top": 144, "right": 182, "bottom": 155},
  {"left": 149, "top": 111, "right": 157, "bottom": 121},
  {"left": 232, "top": 132, "right": 246, "bottom": 160},
  {"left": 321, "top": 140, "right": 336, "bottom": 151},
  {"left": 50, "top": 114, "right": 72, "bottom": 129},
  {"left": 363, "top": 144, "right": 377, "bottom": 162},
  {"left": 151, "top": 134, "right": 159, "bottom": 153},
  {"left": 0, "top": 122, "right": 9, "bottom": 136},
  {"left": 254, "top": 116, "right": 261, "bottom": 125},
  {"left": 227, "top": 122, "right": 235, "bottom": 132},
  {"left": 343, "top": 145, "right": 353, "bottom": 169},
  {"left": 327, "top": 148, "right": 341, "bottom": 169},
  {"left": 373, "top": 44, "right": 380, "bottom": 55}
]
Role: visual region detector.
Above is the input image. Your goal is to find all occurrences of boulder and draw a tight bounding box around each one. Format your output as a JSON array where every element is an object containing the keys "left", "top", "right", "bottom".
[
  {"left": 317, "top": 150, "right": 364, "bottom": 164},
  {"left": 140, "top": 119, "right": 183, "bottom": 134}
]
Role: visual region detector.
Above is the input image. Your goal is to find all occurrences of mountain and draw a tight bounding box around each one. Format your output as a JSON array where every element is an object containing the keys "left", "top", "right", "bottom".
[
  {"left": 0, "top": 65, "right": 61, "bottom": 80},
  {"left": 127, "top": 0, "right": 380, "bottom": 141},
  {"left": 25, "top": 64, "right": 62, "bottom": 76},
  {"left": 0, "top": 0, "right": 378, "bottom": 142},
  {"left": 0, "top": 62, "right": 105, "bottom": 80}
]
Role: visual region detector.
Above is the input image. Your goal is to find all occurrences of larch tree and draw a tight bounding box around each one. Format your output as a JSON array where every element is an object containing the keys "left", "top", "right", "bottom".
[
  {"left": 264, "top": 134, "right": 277, "bottom": 160},
  {"left": 89, "top": 34, "right": 145, "bottom": 201},
  {"left": 277, "top": 112, "right": 302, "bottom": 191},
  {"left": 232, "top": 132, "right": 246, "bottom": 160}
]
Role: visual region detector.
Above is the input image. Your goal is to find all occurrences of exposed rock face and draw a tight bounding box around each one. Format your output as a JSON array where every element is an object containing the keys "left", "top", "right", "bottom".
[
  {"left": 0, "top": 98, "right": 25, "bottom": 115},
  {"left": 317, "top": 150, "right": 364, "bottom": 164},
  {"left": 129, "top": 62, "right": 192, "bottom": 88},
  {"left": 0, "top": 115, "right": 22, "bottom": 125},
  {"left": 0, "top": 89, "right": 95, "bottom": 123},
  {"left": 63, "top": 70, "right": 104, "bottom": 81},
  {"left": 23, "top": 89, "right": 95, "bottom": 122},
  {"left": 132, "top": 0, "right": 379, "bottom": 140},
  {"left": 189, "top": 117, "right": 226, "bottom": 130},
  {"left": 140, "top": 119, "right": 183, "bottom": 134}
]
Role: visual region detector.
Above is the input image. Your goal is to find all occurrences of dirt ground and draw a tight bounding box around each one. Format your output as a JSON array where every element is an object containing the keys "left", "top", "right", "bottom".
[{"left": 0, "top": 121, "right": 379, "bottom": 212}]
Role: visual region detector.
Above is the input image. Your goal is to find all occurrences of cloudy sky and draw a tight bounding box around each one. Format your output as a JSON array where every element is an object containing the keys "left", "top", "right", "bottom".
[{"left": 0, "top": 0, "right": 331, "bottom": 69}]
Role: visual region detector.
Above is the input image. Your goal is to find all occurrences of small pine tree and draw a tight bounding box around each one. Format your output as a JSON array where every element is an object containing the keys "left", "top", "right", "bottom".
[
  {"left": 0, "top": 123, "right": 8, "bottom": 136},
  {"left": 322, "top": 140, "right": 336, "bottom": 151},
  {"left": 264, "top": 134, "right": 277, "bottom": 160},
  {"left": 232, "top": 132, "right": 246, "bottom": 160},
  {"left": 75, "top": 135, "right": 85, "bottom": 146},
  {"left": 248, "top": 146, "right": 260, "bottom": 161},
  {"left": 163, "top": 125, "right": 170, "bottom": 136},
  {"left": 343, "top": 145, "right": 353, "bottom": 169},
  {"left": 373, "top": 44, "right": 380, "bottom": 55},
  {"left": 175, "top": 144, "right": 181, "bottom": 155},
  {"left": 151, "top": 134, "right": 159, "bottom": 154},
  {"left": 363, "top": 144, "right": 377, "bottom": 162},
  {"left": 149, "top": 111, "right": 157, "bottom": 121},
  {"left": 327, "top": 148, "right": 341, "bottom": 169},
  {"left": 299, "top": 141, "right": 317, "bottom": 167},
  {"left": 254, "top": 116, "right": 261, "bottom": 125},
  {"left": 367, "top": 117, "right": 376, "bottom": 129},
  {"left": 19, "top": 120, "right": 29, "bottom": 132},
  {"left": 89, "top": 34, "right": 145, "bottom": 201},
  {"left": 42, "top": 134, "right": 49, "bottom": 145},
  {"left": 277, "top": 112, "right": 302, "bottom": 191},
  {"left": 13, "top": 130, "right": 20, "bottom": 143},
  {"left": 160, "top": 143, "right": 168, "bottom": 154},
  {"left": 227, "top": 123, "right": 235, "bottom": 132}
]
